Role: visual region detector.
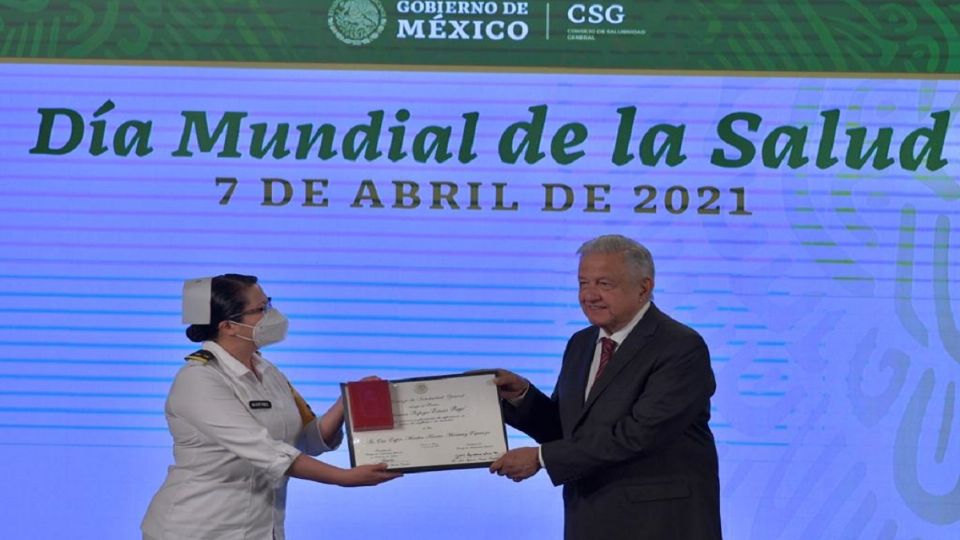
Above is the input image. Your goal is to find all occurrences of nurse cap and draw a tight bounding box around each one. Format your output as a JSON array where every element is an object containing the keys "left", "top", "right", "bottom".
[{"left": 182, "top": 276, "right": 213, "bottom": 324}]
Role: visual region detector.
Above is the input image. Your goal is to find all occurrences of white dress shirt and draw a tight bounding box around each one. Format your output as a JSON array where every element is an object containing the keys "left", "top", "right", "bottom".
[
  {"left": 583, "top": 301, "right": 651, "bottom": 399},
  {"left": 142, "top": 341, "right": 342, "bottom": 540}
]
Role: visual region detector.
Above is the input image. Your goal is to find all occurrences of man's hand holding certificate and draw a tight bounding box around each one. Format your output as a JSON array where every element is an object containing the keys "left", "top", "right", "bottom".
[{"left": 341, "top": 372, "right": 509, "bottom": 473}]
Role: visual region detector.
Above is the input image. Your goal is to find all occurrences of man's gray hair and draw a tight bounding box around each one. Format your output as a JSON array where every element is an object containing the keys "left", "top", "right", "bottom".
[{"left": 577, "top": 234, "right": 655, "bottom": 283}]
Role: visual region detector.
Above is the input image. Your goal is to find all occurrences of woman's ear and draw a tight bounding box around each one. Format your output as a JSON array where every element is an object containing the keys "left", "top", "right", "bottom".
[{"left": 218, "top": 319, "right": 236, "bottom": 337}]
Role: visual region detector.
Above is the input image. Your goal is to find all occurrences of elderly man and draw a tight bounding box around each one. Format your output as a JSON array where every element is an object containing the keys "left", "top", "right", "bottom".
[{"left": 490, "top": 234, "right": 721, "bottom": 540}]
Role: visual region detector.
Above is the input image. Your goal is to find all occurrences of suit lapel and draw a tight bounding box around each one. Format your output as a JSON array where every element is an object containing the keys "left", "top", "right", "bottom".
[
  {"left": 576, "top": 305, "right": 662, "bottom": 427},
  {"left": 560, "top": 328, "right": 597, "bottom": 428}
]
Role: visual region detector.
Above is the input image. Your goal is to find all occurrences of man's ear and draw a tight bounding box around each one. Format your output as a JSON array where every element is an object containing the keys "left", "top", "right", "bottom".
[{"left": 640, "top": 277, "right": 654, "bottom": 299}]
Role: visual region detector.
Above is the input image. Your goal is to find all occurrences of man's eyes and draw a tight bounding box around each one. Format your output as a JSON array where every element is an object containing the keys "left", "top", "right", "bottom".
[{"left": 579, "top": 280, "right": 616, "bottom": 289}]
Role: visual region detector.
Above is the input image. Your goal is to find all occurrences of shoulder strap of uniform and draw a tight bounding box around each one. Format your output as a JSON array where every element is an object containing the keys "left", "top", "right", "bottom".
[
  {"left": 184, "top": 349, "right": 217, "bottom": 364},
  {"left": 288, "top": 382, "right": 318, "bottom": 427}
]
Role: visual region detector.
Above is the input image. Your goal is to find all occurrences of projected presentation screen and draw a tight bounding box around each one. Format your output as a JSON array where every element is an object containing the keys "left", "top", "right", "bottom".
[{"left": 2, "top": 3, "right": 959, "bottom": 539}]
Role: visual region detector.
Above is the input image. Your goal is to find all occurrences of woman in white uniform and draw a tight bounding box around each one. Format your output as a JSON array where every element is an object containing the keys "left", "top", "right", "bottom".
[{"left": 142, "top": 274, "right": 400, "bottom": 539}]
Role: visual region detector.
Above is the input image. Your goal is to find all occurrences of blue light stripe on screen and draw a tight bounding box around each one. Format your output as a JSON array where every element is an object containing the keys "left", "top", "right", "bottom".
[
  {"left": 0, "top": 291, "right": 173, "bottom": 299},
  {"left": 0, "top": 273, "right": 575, "bottom": 292},
  {"left": 0, "top": 239, "right": 581, "bottom": 261},
  {"left": 0, "top": 407, "right": 162, "bottom": 415},
  {"left": 0, "top": 276, "right": 935, "bottom": 298},
  {"left": 299, "top": 397, "right": 338, "bottom": 404},
  {"left": 2, "top": 69, "right": 935, "bottom": 91},
  {"left": 280, "top": 364, "right": 557, "bottom": 374},
  {"left": 5, "top": 234, "right": 953, "bottom": 260},
  {"left": 284, "top": 350, "right": 561, "bottom": 361},
  {"left": 280, "top": 280, "right": 573, "bottom": 291},
  {"left": 4, "top": 253, "right": 949, "bottom": 282},
  {"left": 0, "top": 358, "right": 556, "bottom": 374},
  {"left": 319, "top": 281, "right": 569, "bottom": 292},
  {"left": 0, "top": 341, "right": 188, "bottom": 350},
  {"left": 0, "top": 327, "right": 570, "bottom": 341},
  {"left": 0, "top": 442, "right": 169, "bottom": 449},
  {"left": 0, "top": 391, "right": 166, "bottom": 399},
  {"left": 3, "top": 209, "right": 953, "bottom": 235},
  {"left": 0, "top": 358, "right": 179, "bottom": 366},
  {"left": 272, "top": 348, "right": 559, "bottom": 357},
  {"left": 0, "top": 256, "right": 574, "bottom": 276},
  {"left": 0, "top": 326, "right": 182, "bottom": 334},
  {"left": 4, "top": 308, "right": 180, "bottom": 316},
  {"left": 278, "top": 314, "right": 557, "bottom": 324},
  {"left": 293, "top": 331, "right": 568, "bottom": 341},
  {"left": 10, "top": 86, "right": 945, "bottom": 111},
  {"left": 0, "top": 424, "right": 167, "bottom": 431},
  {"left": 716, "top": 440, "right": 789, "bottom": 447},
  {"left": 0, "top": 374, "right": 171, "bottom": 383},
  {"left": 287, "top": 381, "right": 366, "bottom": 387},
  {"left": 2, "top": 309, "right": 555, "bottom": 324},
  {"left": 0, "top": 291, "right": 577, "bottom": 309},
  {"left": 0, "top": 342, "right": 560, "bottom": 357},
  {"left": 0, "top": 274, "right": 184, "bottom": 283},
  {"left": 0, "top": 215, "right": 576, "bottom": 242}
]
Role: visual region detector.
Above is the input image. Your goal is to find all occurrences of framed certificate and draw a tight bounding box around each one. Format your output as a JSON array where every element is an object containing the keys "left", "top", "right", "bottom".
[{"left": 341, "top": 372, "right": 509, "bottom": 473}]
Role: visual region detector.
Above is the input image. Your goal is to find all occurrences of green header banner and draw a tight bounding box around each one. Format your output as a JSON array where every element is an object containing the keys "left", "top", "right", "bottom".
[{"left": 2, "top": 0, "right": 959, "bottom": 74}]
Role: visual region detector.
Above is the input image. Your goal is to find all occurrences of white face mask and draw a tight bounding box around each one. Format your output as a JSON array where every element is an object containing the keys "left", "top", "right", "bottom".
[{"left": 232, "top": 308, "right": 288, "bottom": 348}]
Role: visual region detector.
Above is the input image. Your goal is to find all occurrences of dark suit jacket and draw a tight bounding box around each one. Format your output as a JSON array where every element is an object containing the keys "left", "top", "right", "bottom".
[{"left": 503, "top": 303, "right": 721, "bottom": 540}]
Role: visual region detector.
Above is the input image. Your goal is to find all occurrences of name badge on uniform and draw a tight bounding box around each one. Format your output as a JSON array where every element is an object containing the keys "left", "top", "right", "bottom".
[{"left": 249, "top": 400, "right": 272, "bottom": 409}]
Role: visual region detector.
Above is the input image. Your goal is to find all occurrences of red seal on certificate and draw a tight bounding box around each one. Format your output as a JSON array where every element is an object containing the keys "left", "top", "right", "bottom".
[{"left": 345, "top": 379, "right": 394, "bottom": 431}]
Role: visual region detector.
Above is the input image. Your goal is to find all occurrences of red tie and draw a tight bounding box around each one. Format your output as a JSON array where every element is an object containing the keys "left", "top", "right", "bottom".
[{"left": 596, "top": 337, "right": 617, "bottom": 379}]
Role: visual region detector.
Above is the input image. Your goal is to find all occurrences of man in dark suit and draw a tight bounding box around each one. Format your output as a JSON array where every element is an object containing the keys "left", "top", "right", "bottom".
[{"left": 489, "top": 234, "right": 721, "bottom": 540}]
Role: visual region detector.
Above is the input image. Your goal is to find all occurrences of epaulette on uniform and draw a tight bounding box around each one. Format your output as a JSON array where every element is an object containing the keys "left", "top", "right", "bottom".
[{"left": 184, "top": 349, "right": 216, "bottom": 364}]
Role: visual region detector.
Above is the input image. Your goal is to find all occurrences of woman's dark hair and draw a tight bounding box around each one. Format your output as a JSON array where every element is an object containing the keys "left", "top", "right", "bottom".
[{"left": 185, "top": 274, "right": 258, "bottom": 342}]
